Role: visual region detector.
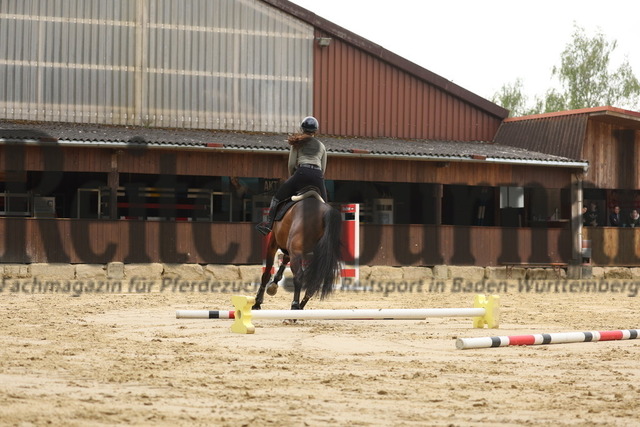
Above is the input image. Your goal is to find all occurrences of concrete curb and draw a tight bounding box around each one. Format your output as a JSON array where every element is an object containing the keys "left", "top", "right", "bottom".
[{"left": 1, "top": 263, "right": 631, "bottom": 282}]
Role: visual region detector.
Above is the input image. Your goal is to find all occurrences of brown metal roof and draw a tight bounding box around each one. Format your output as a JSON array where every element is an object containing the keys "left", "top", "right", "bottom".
[
  {"left": 494, "top": 106, "right": 640, "bottom": 160},
  {"left": 0, "top": 120, "right": 587, "bottom": 168},
  {"left": 494, "top": 114, "right": 589, "bottom": 160},
  {"left": 503, "top": 106, "right": 640, "bottom": 122}
]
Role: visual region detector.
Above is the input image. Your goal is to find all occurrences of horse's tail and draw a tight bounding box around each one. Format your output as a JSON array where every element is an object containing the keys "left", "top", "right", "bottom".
[{"left": 304, "top": 205, "right": 343, "bottom": 300}]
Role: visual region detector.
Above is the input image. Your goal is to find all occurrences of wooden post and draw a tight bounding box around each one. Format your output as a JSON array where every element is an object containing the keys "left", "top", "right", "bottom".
[
  {"left": 109, "top": 151, "right": 119, "bottom": 220},
  {"left": 570, "top": 171, "right": 584, "bottom": 277}
]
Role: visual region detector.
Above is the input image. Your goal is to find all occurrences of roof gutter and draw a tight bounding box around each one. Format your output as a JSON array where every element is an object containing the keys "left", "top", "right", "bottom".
[
  {"left": 326, "top": 151, "right": 589, "bottom": 171},
  {"left": 1, "top": 138, "right": 289, "bottom": 151},
  {"left": 485, "top": 156, "right": 589, "bottom": 172}
]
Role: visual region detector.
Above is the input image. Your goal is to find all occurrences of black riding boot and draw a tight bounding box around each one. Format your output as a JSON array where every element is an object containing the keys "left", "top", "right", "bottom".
[{"left": 255, "top": 198, "right": 280, "bottom": 236}]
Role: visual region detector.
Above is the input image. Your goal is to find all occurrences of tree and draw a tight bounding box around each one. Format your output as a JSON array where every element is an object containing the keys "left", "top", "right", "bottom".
[
  {"left": 493, "top": 24, "right": 640, "bottom": 117},
  {"left": 491, "top": 79, "right": 530, "bottom": 117}
]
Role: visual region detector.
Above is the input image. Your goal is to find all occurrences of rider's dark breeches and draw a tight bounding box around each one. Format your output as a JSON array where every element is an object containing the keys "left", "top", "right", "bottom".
[{"left": 274, "top": 166, "right": 327, "bottom": 202}]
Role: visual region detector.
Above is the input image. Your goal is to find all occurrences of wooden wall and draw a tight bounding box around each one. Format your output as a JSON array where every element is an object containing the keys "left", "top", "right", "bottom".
[
  {"left": 0, "top": 219, "right": 264, "bottom": 264},
  {"left": 583, "top": 227, "right": 640, "bottom": 266},
  {"left": 361, "top": 224, "right": 571, "bottom": 266},
  {"left": 129, "top": 149, "right": 572, "bottom": 188},
  {"left": 313, "top": 33, "right": 504, "bottom": 141},
  {"left": 0, "top": 145, "right": 289, "bottom": 178},
  {"left": 1, "top": 145, "right": 575, "bottom": 188},
  {"left": 583, "top": 120, "right": 640, "bottom": 189},
  {"left": 329, "top": 157, "right": 574, "bottom": 187},
  {"left": 0, "top": 218, "right": 578, "bottom": 266},
  {"left": 2, "top": 145, "right": 111, "bottom": 174},
  {"left": 6, "top": 219, "right": 639, "bottom": 267}
]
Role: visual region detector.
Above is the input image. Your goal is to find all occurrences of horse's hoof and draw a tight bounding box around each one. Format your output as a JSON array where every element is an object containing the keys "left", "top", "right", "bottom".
[
  {"left": 252, "top": 304, "right": 261, "bottom": 310},
  {"left": 266, "top": 283, "right": 278, "bottom": 296},
  {"left": 291, "top": 301, "right": 301, "bottom": 310}
]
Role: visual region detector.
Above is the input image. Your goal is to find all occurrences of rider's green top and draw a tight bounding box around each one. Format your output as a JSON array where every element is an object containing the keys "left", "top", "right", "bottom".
[{"left": 287, "top": 137, "right": 327, "bottom": 175}]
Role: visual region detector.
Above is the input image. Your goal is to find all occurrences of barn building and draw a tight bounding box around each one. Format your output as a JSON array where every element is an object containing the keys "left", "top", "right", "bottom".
[
  {"left": 3, "top": 0, "right": 630, "bottom": 271},
  {"left": 495, "top": 107, "right": 640, "bottom": 266}
]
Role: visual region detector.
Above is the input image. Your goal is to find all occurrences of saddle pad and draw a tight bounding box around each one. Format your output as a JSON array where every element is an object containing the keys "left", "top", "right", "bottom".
[
  {"left": 274, "top": 199, "right": 297, "bottom": 221},
  {"left": 274, "top": 186, "right": 323, "bottom": 221}
]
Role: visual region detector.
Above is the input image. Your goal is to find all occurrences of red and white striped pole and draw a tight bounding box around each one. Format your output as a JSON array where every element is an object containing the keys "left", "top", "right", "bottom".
[
  {"left": 457, "top": 329, "right": 639, "bottom": 350},
  {"left": 340, "top": 203, "right": 359, "bottom": 281}
]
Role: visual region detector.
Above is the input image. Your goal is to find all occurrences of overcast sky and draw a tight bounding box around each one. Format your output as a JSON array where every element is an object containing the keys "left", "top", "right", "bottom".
[{"left": 288, "top": 0, "right": 640, "bottom": 106}]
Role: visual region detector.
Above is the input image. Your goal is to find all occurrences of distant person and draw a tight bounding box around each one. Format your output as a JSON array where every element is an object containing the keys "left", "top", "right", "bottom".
[
  {"left": 584, "top": 202, "right": 599, "bottom": 227},
  {"left": 628, "top": 209, "right": 640, "bottom": 227},
  {"left": 229, "top": 177, "right": 251, "bottom": 221},
  {"left": 230, "top": 176, "right": 249, "bottom": 199},
  {"left": 608, "top": 191, "right": 619, "bottom": 211},
  {"left": 608, "top": 205, "right": 622, "bottom": 227}
]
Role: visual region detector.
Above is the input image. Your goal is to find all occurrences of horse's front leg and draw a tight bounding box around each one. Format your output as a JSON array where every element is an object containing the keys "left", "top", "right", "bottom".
[
  {"left": 253, "top": 267, "right": 271, "bottom": 310},
  {"left": 254, "top": 237, "right": 277, "bottom": 310},
  {"left": 267, "top": 254, "right": 290, "bottom": 296}
]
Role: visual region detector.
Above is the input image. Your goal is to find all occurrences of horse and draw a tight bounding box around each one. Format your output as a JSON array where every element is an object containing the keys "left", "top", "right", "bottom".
[{"left": 253, "top": 193, "right": 343, "bottom": 311}]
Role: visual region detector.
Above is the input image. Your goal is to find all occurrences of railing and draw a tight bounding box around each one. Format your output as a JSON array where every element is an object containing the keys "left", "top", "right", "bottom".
[{"left": 0, "top": 192, "right": 31, "bottom": 216}]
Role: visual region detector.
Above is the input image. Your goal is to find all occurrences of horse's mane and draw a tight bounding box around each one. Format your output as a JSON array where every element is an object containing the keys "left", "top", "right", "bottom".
[{"left": 287, "top": 133, "right": 314, "bottom": 147}]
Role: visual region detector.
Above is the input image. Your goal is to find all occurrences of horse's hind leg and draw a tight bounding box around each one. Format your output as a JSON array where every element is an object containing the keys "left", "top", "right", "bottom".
[
  {"left": 299, "top": 292, "right": 312, "bottom": 309},
  {"left": 289, "top": 254, "right": 304, "bottom": 310},
  {"left": 300, "top": 254, "right": 315, "bottom": 310},
  {"left": 290, "top": 253, "right": 317, "bottom": 310},
  {"left": 299, "top": 255, "right": 316, "bottom": 309}
]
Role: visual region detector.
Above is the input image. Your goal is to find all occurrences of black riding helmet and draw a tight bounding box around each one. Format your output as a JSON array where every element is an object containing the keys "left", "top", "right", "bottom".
[{"left": 300, "top": 116, "right": 319, "bottom": 133}]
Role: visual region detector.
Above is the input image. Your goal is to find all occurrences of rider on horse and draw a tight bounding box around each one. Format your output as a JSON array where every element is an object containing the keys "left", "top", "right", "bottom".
[{"left": 256, "top": 116, "right": 328, "bottom": 236}]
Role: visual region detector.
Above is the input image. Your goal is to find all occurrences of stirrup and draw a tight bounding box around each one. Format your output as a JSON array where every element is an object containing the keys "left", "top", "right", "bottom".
[{"left": 255, "top": 223, "right": 271, "bottom": 236}]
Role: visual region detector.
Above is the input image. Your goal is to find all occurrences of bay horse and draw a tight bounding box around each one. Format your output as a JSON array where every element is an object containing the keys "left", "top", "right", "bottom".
[{"left": 253, "top": 195, "right": 343, "bottom": 310}]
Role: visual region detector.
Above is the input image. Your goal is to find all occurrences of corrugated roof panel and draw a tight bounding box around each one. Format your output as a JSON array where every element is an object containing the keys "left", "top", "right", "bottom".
[
  {"left": 0, "top": 120, "right": 588, "bottom": 168},
  {"left": 494, "top": 114, "right": 589, "bottom": 160},
  {"left": 0, "top": 0, "right": 314, "bottom": 132},
  {"left": 312, "top": 33, "right": 503, "bottom": 141}
]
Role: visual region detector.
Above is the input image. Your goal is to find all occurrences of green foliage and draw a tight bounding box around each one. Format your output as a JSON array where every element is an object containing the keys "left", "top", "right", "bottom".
[
  {"left": 493, "top": 24, "right": 640, "bottom": 117},
  {"left": 491, "top": 79, "right": 527, "bottom": 117}
]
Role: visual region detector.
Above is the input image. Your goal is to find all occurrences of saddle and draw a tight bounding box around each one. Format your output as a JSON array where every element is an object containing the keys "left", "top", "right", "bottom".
[{"left": 274, "top": 186, "right": 325, "bottom": 221}]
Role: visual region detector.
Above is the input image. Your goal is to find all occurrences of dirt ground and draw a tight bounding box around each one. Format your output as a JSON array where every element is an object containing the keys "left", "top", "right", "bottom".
[{"left": 1, "top": 277, "right": 639, "bottom": 426}]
